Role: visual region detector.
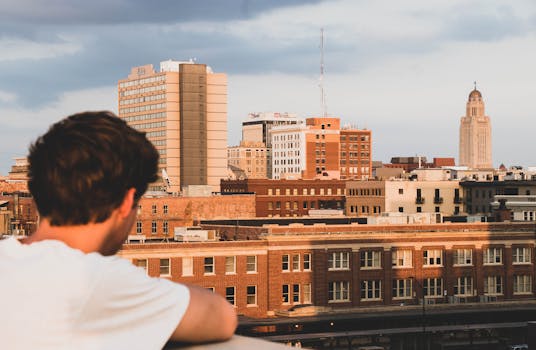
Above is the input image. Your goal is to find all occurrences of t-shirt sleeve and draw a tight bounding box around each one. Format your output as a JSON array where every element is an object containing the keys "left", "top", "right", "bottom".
[{"left": 75, "top": 255, "right": 190, "bottom": 350}]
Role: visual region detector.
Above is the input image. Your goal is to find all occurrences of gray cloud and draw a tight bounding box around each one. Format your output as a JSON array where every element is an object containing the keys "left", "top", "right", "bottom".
[{"left": 0, "top": 0, "right": 325, "bottom": 25}]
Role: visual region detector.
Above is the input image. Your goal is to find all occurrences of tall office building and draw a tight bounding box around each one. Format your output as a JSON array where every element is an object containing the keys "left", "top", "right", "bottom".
[
  {"left": 241, "top": 112, "right": 299, "bottom": 178},
  {"left": 118, "top": 60, "right": 227, "bottom": 192},
  {"left": 340, "top": 127, "right": 372, "bottom": 180},
  {"left": 459, "top": 87, "right": 492, "bottom": 169}
]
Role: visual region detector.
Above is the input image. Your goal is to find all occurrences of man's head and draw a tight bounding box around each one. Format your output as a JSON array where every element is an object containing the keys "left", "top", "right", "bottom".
[{"left": 28, "top": 111, "right": 158, "bottom": 226}]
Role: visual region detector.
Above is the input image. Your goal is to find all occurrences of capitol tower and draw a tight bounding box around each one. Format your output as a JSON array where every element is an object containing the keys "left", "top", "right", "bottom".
[{"left": 458, "top": 85, "right": 492, "bottom": 169}]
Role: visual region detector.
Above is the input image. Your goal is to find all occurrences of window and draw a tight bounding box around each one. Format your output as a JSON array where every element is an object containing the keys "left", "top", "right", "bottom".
[
  {"left": 398, "top": 188, "right": 404, "bottom": 194},
  {"left": 453, "top": 249, "right": 472, "bottom": 265},
  {"left": 136, "top": 221, "right": 142, "bottom": 234},
  {"left": 392, "top": 279, "right": 413, "bottom": 299},
  {"left": 151, "top": 221, "right": 157, "bottom": 235},
  {"left": 454, "top": 276, "right": 473, "bottom": 296},
  {"left": 303, "top": 253, "right": 311, "bottom": 271},
  {"left": 303, "top": 283, "right": 312, "bottom": 304},
  {"left": 398, "top": 206, "right": 404, "bottom": 213},
  {"left": 134, "top": 258, "right": 147, "bottom": 271},
  {"left": 163, "top": 221, "right": 168, "bottom": 235},
  {"left": 293, "top": 284, "right": 300, "bottom": 303},
  {"left": 423, "top": 249, "right": 442, "bottom": 266},
  {"left": 182, "top": 257, "right": 193, "bottom": 276},
  {"left": 159, "top": 258, "right": 170, "bottom": 276},
  {"left": 282, "top": 284, "right": 290, "bottom": 303},
  {"left": 483, "top": 247, "right": 503, "bottom": 265},
  {"left": 247, "top": 285, "right": 257, "bottom": 305},
  {"left": 328, "top": 252, "right": 350, "bottom": 270},
  {"left": 424, "top": 278, "right": 443, "bottom": 297},
  {"left": 484, "top": 276, "right": 503, "bottom": 295},
  {"left": 513, "top": 275, "right": 532, "bottom": 294},
  {"left": 361, "top": 280, "right": 382, "bottom": 300},
  {"left": 288, "top": 254, "right": 299, "bottom": 271},
  {"left": 282, "top": 254, "right": 290, "bottom": 271},
  {"left": 151, "top": 204, "right": 157, "bottom": 214},
  {"left": 328, "top": 281, "right": 350, "bottom": 302},
  {"left": 163, "top": 204, "right": 168, "bottom": 214},
  {"left": 226, "top": 286, "right": 235, "bottom": 305},
  {"left": 225, "top": 256, "right": 236, "bottom": 274},
  {"left": 513, "top": 247, "right": 531, "bottom": 264},
  {"left": 204, "top": 257, "right": 214, "bottom": 275},
  {"left": 392, "top": 249, "right": 412, "bottom": 268},
  {"left": 246, "top": 255, "right": 257, "bottom": 273},
  {"left": 360, "top": 250, "right": 381, "bottom": 269}
]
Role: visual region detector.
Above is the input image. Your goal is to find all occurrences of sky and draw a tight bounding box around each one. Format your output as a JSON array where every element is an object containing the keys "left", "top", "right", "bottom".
[{"left": 0, "top": 0, "right": 535, "bottom": 175}]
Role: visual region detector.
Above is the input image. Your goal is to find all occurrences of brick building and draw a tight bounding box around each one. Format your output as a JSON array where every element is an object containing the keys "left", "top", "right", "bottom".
[
  {"left": 130, "top": 194, "right": 256, "bottom": 240},
  {"left": 119, "top": 222, "right": 536, "bottom": 318},
  {"left": 220, "top": 179, "right": 345, "bottom": 217},
  {"left": 227, "top": 141, "right": 269, "bottom": 179},
  {"left": 346, "top": 179, "right": 462, "bottom": 217},
  {"left": 0, "top": 191, "right": 39, "bottom": 235},
  {"left": 339, "top": 128, "right": 372, "bottom": 180}
]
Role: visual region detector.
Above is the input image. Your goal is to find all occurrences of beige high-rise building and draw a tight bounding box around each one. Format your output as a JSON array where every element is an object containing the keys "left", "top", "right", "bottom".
[
  {"left": 118, "top": 60, "right": 227, "bottom": 193},
  {"left": 227, "top": 141, "right": 269, "bottom": 179},
  {"left": 459, "top": 87, "right": 492, "bottom": 169}
]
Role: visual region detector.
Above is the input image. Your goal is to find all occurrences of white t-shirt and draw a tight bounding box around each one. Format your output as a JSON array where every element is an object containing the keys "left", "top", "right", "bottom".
[{"left": 0, "top": 237, "right": 190, "bottom": 350}]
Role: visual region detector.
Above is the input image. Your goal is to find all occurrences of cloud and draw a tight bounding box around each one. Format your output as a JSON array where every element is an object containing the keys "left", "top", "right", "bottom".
[
  {"left": 0, "top": 0, "right": 325, "bottom": 25},
  {"left": 0, "top": 85, "right": 116, "bottom": 174},
  {"left": 0, "top": 90, "right": 17, "bottom": 103},
  {"left": 0, "top": 35, "right": 82, "bottom": 61}
]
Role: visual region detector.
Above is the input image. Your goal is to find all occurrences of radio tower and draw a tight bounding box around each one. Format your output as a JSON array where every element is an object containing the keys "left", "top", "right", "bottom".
[{"left": 320, "top": 28, "right": 327, "bottom": 118}]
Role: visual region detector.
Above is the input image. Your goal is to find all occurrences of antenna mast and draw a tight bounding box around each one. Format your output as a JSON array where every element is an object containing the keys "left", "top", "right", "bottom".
[{"left": 320, "top": 28, "right": 327, "bottom": 118}]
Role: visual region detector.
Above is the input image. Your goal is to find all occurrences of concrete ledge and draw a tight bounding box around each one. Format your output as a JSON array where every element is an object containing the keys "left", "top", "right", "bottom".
[{"left": 165, "top": 335, "right": 292, "bottom": 349}]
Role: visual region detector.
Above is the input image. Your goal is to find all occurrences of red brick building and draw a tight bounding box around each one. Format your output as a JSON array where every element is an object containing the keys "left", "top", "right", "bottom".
[
  {"left": 220, "top": 179, "right": 345, "bottom": 217},
  {"left": 119, "top": 222, "right": 536, "bottom": 318},
  {"left": 131, "top": 194, "right": 256, "bottom": 239},
  {"left": 339, "top": 128, "right": 372, "bottom": 180},
  {"left": 303, "top": 117, "right": 340, "bottom": 179}
]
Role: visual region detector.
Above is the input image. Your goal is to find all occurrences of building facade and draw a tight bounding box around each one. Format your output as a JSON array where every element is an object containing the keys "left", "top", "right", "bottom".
[
  {"left": 459, "top": 87, "right": 492, "bottom": 169},
  {"left": 340, "top": 127, "right": 372, "bottom": 180},
  {"left": 220, "top": 179, "right": 345, "bottom": 217},
  {"left": 346, "top": 179, "right": 462, "bottom": 217},
  {"left": 227, "top": 141, "right": 269, "bottom": 179},
  {"left": 128, "top": 194, "right": 256, "bottom": 240},
  {"left": 119, "top": 222, "right": 536, "bottom": 318},
  {"left": 461, "top": 180, "right": 536, "bottom": 216},
  {"left": 118, "top": 60, "right": 227, "bottom": 192},
  {"left": 241, "top": 112, "right": 300, "bottom": 179}
]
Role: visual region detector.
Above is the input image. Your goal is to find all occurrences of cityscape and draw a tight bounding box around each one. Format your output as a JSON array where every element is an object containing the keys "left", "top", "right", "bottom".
[{"left": 2, "top": 1, "right": 536, "bottom": 350}]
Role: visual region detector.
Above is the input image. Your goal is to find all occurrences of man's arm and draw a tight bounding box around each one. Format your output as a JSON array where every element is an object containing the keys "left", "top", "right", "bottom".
[{"left": 169, "top": 285, "right": 237, "bottom": 343}]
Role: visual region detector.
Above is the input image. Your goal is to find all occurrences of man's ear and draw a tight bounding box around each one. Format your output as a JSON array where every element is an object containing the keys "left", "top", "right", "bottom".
[{"left": 118, "top": 188, "right": 137, "bottom": 218}]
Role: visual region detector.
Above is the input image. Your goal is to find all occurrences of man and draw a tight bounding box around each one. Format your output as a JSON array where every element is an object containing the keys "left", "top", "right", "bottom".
[{"left": 0, "top": 111, "right": 237, "bottom": 349}]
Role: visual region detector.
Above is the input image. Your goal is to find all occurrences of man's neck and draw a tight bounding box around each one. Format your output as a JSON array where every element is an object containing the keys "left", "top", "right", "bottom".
[{"left": 23, "top": 219, "right": 111, "bottom": 254}]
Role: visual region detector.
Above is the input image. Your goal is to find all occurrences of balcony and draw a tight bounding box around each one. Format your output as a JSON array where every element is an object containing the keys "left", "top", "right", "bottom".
[
  {"left": 415, "top": 197, "right": 425, "bottom": 204},
  {"left": 433, "top": 197, "right": 444, "bottom": 204},
  {"left": 453, "top": 197, "right": 463, "bottom": 204},
  {"left": 165, "top": 335, "right": 290, "bottom": 349}
]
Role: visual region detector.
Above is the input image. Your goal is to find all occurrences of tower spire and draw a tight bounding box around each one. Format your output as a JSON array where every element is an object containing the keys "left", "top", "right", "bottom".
[
  {"left": 320, "top": 28, "right": 327, "bottom": 118},
  {"left": 473, "top": 81, "right": 477, "bottom": 90}
]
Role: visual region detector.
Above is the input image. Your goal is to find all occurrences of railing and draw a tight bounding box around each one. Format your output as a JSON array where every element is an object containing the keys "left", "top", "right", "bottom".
[
  {"left": 433, "top": 197, "right": 444, "bottom": 204},
  {"left": 453, "top": 197, "right": 463, "bottom": 204},
  {"left": 415, "top": 197, "right": 425, "bottom": 204},
  {"left": 165, "top": 335, "right": 292, "bottom": 349}
]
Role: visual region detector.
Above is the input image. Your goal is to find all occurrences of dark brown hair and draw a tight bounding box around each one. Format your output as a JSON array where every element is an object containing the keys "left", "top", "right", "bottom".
[{"left": 28, "top": 111, "right": 158, "bottom": 226}]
